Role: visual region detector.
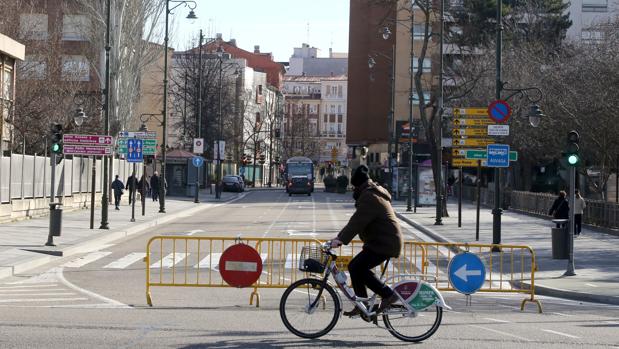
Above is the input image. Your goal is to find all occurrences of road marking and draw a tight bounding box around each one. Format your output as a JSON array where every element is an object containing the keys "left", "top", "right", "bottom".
[
  {"left": 551, "top": 312, "right": 573, "bottom": 317},
  {"left": 0, "top": 297, "right": 89, "bottom": 303},
  {"left": 194, "top": 253, "right": 222, "bottom": 269},
  {"left": 262, "top": 197, "right": 292, "bottom": 237},
  {"left": 56, "top": 267, "right": 130, "bottom": 308},
  {"left": 150, "top": 253, "right": 189, "bottom": 269},
  {"left": 285, "top": 254, "right": 300, "bottom": 269},
  {"left": 0, "top": 288, "right": 65, "bottom": 293},
  {"left": 326, "top": 197, "right": 340, "bottom": 232},
  {"left": 483, "top": 318, "right": 510, "bottom": 323},
  {"left": 603, "top": 321, "right": 619, "bottom": 325},
  {"left": 585, "top": 283, "right": 598, "bottom": 287},
  {"left": 0, "top": 292, "right": 76, "bottom": 297},
  {"left": 541, "top": 329, "right": 580, "bottom": 339},
  {"left": 469, "top": 325, "right": 531, "bottom": 341},
  {"left": 103, "top": 252, "right": 147, "bottom": 269},
  {"left": 186, "top": 229, "right": 204, "bottom": 236},
  {"left": 0, "top": 284, "right": 59, "bottom": 289},
  {"left": 62, "top": 252, "right": 112, "bottom": 268}
]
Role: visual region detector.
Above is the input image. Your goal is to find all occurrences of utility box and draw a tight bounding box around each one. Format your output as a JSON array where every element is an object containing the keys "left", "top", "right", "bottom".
[
  {"left": 49, "top": 203, "right": 63, "bottom": 237},
  {"left": 551, "top": 219, "right": 568, "bottom": 259}
]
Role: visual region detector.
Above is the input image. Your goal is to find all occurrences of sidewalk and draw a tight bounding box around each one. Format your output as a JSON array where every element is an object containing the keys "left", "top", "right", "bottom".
[
  {"left": 392, "top": 200, "right": 619, "bottom": 305},
  {"left": 0, "top": 189, "right": 242, "bottom": 281}
]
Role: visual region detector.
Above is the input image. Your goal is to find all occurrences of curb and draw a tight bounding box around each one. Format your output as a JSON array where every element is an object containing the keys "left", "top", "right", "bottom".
[
  {"left": 0, "top": 195, "right": 243, "bottom": 281},
  {"left": 515, "top": 281, "right": 619, "bottom": 305}
]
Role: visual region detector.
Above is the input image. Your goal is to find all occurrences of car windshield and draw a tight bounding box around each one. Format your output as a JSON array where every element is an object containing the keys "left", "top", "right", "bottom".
[
  {"left": 223, "top": 176, "right": 238, "bottom": 183},
  {"left": 287, "top": 163, "right": 312, "bottom": 176}
]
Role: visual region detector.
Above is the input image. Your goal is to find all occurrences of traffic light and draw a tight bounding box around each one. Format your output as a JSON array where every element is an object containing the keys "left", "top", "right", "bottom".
[
  {"left": 259, "top": 154, "right": 266, "bottom": 164},
  {"left": 50, "top": 123, "right": 63, "bottom": 154},
  {"left": 565, "top": 130, "right": 580, "bottom": 166}
]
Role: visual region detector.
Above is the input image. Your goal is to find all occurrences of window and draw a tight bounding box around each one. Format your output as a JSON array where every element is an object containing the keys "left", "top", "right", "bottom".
[
  {"left": 338, "top": 115, "right": 343, "bottom": 123},
  {"left": 323, "top": 114, "right": 327, "bottom": 123},
  {"left": 2, "top": 67, "right": 13, "bottom": 100},
  {"left": 61, "top": 55, "right": 90, "bottom": 81},
  {"left": 330, "top": 105, "right": 336, "bottom": 113},
  {"left": 337, "top": 105, "right": 342, "bottom": 114},
  {"left": 413, "top": 57, "right": 432, "bottom": 73},
  {"left": 582, "top": 0, "right": 607, "bottom": 12},
  {"left": 329, "top": 115, "right": 335, "bottom": 123},
  {"left": 19, "top": 14, "right": 48, "bottom": 40},
  {"left": 309, "top": 104, "right": 317, "bottom": 114},
  {"left": 581, "top": 30, "right": 604, "bottom": 43},
  {"left": 413, "top": 24, "right": 425, "bottom": 38},
  {"left": 62, "top": 15, "right": 89, "bottom": 41},
  {"left": 255, "top": 112, "right": 261, "bottom": 124},
  {"left": 20, "top": 55, "right": 46, "bottom": 80},
  {"left": 412, "top": 92, "right": 431, "bottom": 105},
  {"left": 337, "top": 85, "right": 342, "bottom": 97}
]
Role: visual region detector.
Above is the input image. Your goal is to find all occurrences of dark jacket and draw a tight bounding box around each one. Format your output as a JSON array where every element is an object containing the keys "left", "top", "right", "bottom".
[
  {"left": 337, "top": 180, "right": 403, "bottom": 257},
  {"left": 150, "top": 175, "right": 160, "bottom": 191},
  {"left": 137, "top": 176, "right": 150, "bottom": 195},
  {"left": 125, "top": 176, "right": 138, "bottom": 191},
  {"left": 549, "top": 197, "right": 569, "bottom": 219},
  {"left": 111, "top": 179, "right": 124, "bottom": 195}
]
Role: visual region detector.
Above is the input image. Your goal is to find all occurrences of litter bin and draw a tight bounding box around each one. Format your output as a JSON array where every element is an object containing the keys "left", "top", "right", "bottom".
[
  {"left": 49, "top": 203, "right": 63, "bottom": 237},
  {"left": 551, "top": 219, "right": 568, "bottom": 259}
]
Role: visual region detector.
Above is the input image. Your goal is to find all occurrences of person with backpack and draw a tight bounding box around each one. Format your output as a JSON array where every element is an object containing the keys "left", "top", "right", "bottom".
[{"left": 549, "top": 190, "right": 569, "bottom": 228}]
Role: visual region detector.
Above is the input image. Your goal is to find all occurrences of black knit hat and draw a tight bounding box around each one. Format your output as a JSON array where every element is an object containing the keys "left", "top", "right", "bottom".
[{"left": 351, "top": 165, "right": 370, "bottom": 187}]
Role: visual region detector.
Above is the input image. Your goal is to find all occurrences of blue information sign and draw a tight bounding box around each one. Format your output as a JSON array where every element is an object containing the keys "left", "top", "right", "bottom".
[
  {"left": 448, "top": 252, "right": 486, "bottom": 295},
  {"left": 126, "top": 138, "right": 143, "bottom": 163},
  {"left": 487, "top": 144, "right": 510, "bottom": 168},
  {"left": 192, "top": 156, "right": 204, "bottom": 168}
]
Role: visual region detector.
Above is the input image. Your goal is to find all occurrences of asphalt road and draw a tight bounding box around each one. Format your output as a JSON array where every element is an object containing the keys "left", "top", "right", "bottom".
[{"left": 1, "top": 190, "right": 618, "bottom": 348}]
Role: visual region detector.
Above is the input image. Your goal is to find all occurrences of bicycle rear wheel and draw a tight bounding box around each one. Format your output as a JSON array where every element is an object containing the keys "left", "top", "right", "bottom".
[
  {"left": 383, "top": 305, "right": 442, "bottom": 342},
  {"left": 279, "top": 278, "right": 341, "bottom": 339}
]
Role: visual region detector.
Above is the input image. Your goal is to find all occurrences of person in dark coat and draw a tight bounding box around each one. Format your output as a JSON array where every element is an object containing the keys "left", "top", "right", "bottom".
[
  {"left": 331, "top": 165, "right": 403, "bottom": 316},
  {"left": 137, "top": 174, "right": 150, "bottom": 202},
  {"left": 125, "top": 174, "right": 138, "bottom": 205},
  {"left": 111, "top": 175, "right": 124, "bottom": 210},
  {"left": 549, "top": 190, "right": 569, "bottom": 227},
  {"left": 150, "top": 172, "right": 160, "bottom": 202}
]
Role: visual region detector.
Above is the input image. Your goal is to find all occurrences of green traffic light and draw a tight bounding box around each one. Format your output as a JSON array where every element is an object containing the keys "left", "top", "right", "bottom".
[
  {"left": 567, "top": 154, "right": 579, "bottom": 166},
  {"left": 52, "top": 143, "right": 60, "bottom": 153}
]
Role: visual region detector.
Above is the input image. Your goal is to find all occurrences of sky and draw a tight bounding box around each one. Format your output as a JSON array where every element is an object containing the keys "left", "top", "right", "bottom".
[{"left": 170, "top": 0, "right": 350, "bottom": 62}]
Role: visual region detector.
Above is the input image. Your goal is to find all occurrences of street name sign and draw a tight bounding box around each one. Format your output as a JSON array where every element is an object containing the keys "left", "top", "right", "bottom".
[
  {"left": 448, "top": 252, "right": 486, "bottom": 295},
  {"left": 453, "top": 118, "right": 494, "bottom": 127},
  {"left": 453, "top": 138, "right": 494, "bottom": 147},
  {"left": 63, "top": 145, "right": 112, "bottom": 156},
  {"left": 118, "top": 130, "right": 157, "bottom": 138},
  {"left": 63, "top": 134, "right": 113, "bottom": 145},
  {"left": 452, "top": 158, "right": 486, "bottom": 167},
  {"left": 452, "top": 128, "right": 488, "bottom": 137},
  {"left": 488, "top": 124, "right": 510, "bottom": 136},
  {"left": 487, "top": 144, "right": 510, "bottom": 167},
  {"left": 453, "top": 108, "right": 487, "bottom": 116},
  {"left": 126, "top": 138, "right": 143, "bottom": 163}
]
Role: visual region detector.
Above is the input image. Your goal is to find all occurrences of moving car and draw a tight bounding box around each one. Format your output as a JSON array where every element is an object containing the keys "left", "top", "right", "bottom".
[{"left": 222, "top": 175, "right": 245, "bottom": 192}]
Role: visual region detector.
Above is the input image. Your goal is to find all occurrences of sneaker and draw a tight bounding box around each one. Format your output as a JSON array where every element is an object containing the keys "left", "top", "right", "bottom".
[
  {"left": 377, "top": 293, "right": 399, "bottom": 313},
  {"left": 343, "top": 307, "right": 362, "bottom": 317},
  {"left": 115, "top": 207, "right": 119, "bottom": 210}
]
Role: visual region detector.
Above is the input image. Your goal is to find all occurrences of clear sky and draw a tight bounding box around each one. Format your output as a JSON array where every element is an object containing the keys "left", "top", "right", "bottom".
[{"left": 170, "top": 0, "right": 350, "bottom": 62}]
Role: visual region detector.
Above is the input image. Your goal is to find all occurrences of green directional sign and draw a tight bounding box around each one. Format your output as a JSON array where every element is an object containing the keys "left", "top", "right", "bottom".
[
  {"left": 465, "top": 149, "right": 518, "bottom": 161},
  {"left": 118, "top": 138, "right": 157, "bottom": 155}
]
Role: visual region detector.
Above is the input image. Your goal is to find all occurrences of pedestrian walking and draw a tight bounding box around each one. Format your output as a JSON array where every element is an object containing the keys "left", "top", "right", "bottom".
[
  {"left": 138, "top": 174, "right": 150, "bottom": 202},
  {"left": 126, "top": 174, "right": 138, "bottom": 205},
  {"left": 150, "top": 172, "right": 160, "bottom": 202},
  {"left": 548, "top": 190, "right": 569, "bottom": 227},
  {"left": 574, "top": 189, "right": 586, "bottom": 237},
  {"left": 111, "top": 175, "right": 124, "bottom": 210}
]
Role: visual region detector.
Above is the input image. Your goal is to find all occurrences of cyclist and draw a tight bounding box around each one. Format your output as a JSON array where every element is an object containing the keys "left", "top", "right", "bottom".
[{"left": 331, "top": 164, "right": 403, "bottom": 316}]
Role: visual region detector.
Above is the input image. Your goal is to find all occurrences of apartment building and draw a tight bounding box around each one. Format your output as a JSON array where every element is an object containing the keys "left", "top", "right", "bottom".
[
  {"left": 567, "top": 0, "right": 619, "bottom": 42},
  {"left": 0, "top": 33, "right": 25, "bottom": 152}
]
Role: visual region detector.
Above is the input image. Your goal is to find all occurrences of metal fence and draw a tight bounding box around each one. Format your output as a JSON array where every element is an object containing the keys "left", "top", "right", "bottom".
[
  {"left": 459, "top": 186, "right": 619, "bottom": 230},
  {"left": 0, "top": 154, "right": 140, "bottom": 204}
]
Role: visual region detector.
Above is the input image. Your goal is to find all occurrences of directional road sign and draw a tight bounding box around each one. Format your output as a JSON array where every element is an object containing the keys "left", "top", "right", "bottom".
[
  {"left": 452, "top": 128, "right": 488, "bottom": 137},
  {"left": 126, "top": 138, "right": 143, "bottom": 163},
  {"left": 118, "top": 130, "right": 157, "bottom": 138},
  {"left": 487, "top": 144, "right": 510, "bottom": 167},
  {"left": 63, "top": 134, "right": 113, "bottom": 146},
  {"left": 448, "top": 252, "right": 486, "bottom": 294},
  {"left": 464, "top": 149, "right": 518, "bottom": 161},
  {"left": 487, "top": 100, "right": 512, "bottom": 123},
  {"left": 118, "top": 138, "right": 156, "bottom": 155},
  {"left": 192, "top": 156, "right": 204, "bottom": 168},
  {"left": 453, "top": 138, "right": 494, "bottom": 147},
  {"left": 63, "top": 145, "right": 112, "bottom": 156},
  {"left": 452, "top": 158, "right": 486, "bottom": 167},
  {"left": 453, "top": 118, "right": 494, "bottom": 127},
  {"left": 453, "top": 108, "right": 487, "bottom": 116}
]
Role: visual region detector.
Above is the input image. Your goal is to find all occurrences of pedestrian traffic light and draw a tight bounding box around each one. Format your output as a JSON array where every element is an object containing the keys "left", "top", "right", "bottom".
[
  {"left": 565, "top": 130, "right": 580, "bottom": 166},
  {"left": 50, "top": 123, "right": 63, "bottom": 154}
]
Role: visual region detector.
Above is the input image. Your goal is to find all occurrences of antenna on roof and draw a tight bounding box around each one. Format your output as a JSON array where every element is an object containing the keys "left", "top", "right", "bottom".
[{"left": 306, "top": 22, "right": 310, "bottom": 46}]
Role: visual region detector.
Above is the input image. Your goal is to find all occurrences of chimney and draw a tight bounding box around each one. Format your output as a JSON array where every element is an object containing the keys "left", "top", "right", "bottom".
[
  {"left": 329, "top": 48, "right": 332, "bottom": 58},
  {"left": 229, "top": 38, "right": 237, "bottom": 47},
  {"left": 254, "top": 45, "right": 260, "bottom": 53},
  {"left": 216, "top": 33, "right": 222, "bottom": 40}
]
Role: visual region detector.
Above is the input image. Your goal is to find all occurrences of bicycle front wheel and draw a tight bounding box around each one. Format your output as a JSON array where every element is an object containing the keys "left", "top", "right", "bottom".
[
  {"left": 383, "top": 305, "right": 443, "bottom": 342},
  {"left": 279, "top": 278, "right": 341, "bottom": 339}
]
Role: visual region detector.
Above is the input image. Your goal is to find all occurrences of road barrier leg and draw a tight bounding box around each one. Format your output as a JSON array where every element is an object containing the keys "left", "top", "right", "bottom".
[
  {"left": 250, "top": 287, "right": 260, "bottom": 308},
  {"left": 521, "top": 297, "right": 542, "bottom": 313}
]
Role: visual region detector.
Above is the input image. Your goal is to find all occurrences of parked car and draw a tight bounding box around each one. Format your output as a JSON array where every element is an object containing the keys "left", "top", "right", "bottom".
[{"left": 222, "top": 175, "right": 244, "bottom": 192}]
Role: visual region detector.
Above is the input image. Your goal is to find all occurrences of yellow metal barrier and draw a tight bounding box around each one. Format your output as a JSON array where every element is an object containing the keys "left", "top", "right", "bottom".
[
  {"left": 145, "top": 236, "right": 426, "bottom": 307},
  {"left": 415, "top": 242, "right": 542, "bottom": 313},
  {"left": 145, "top": 237, "right": 540, "bottom": 313}
]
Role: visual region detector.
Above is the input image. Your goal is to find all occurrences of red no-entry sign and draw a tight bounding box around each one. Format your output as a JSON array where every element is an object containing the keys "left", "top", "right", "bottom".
[{"left": 219, "top": 244, "right": 263, "bottom": 288}]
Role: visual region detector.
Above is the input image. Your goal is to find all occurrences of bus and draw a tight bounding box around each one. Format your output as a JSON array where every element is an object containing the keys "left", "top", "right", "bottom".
[{"left": 285, "top": 156, "right": 314, "bottom": 196}]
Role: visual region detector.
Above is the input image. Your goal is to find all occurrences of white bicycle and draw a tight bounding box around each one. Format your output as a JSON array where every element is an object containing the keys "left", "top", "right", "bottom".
[{"left": 279, "top": 241, "right": 450, "bottom": 342}]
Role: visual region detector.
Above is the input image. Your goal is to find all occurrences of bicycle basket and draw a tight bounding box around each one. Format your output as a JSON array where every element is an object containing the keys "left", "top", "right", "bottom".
[{"left": 298, "top": 245, "right": 327, "bottom": 273}]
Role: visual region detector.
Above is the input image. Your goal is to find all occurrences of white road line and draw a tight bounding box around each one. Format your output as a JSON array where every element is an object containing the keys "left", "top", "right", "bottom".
[
  {"left": 0, "top": 292, "right": 76, "bottom": 297},
  {"left": 56, "top": 267, "right": 130, "bottom": 308},
  {"left": 551, "top": 312, "right": 573, "bottom": 317},
  {"left": 311, "top": 194, "right": 316, "bottom": 234},
  {"left": 150, "top": 253, "right": 189, "bottom": 269},
  {"left": 585, "top": 283, "right": 598, "bottom": 287},
  {"left": 483, "top": 318, "right": 510, "bottom": 323},
  {"left": 186, "top": 229, "right": 204, "bottom": 236},
  {"left": 469, "top": 325, "right": 531, "bottom": 342},
  {"left": 103, "top": 253, "right": 147, "bottom": 269},
  {"left": 62, "top": 252, "right": 112, "bottom": 268},
  {"left": 0, "top": 284, "right": 59, "bottom": 289},
  {"left": 262, "top": 197, "right": 292, "bottom": 237},
  {"left": 0, "top": 297, "right": 89, "bottom": 303},
  {"left": 541, "top": 329, "right": 580, "bottom": 339},
  {"left": 0, "top": 288, "right": 65, "bottom": 293},
  {"left": 326, "top": 197, "right": 340, "bottom": 232},
  {"left": 285, "top": 254, "right": 300, "bottom": 269},
  {"left": 194, "top": 253, "right": 222, "bottom": 269},
  {"left": 603, "top": 321, "right": 619, "bottom": 325}
]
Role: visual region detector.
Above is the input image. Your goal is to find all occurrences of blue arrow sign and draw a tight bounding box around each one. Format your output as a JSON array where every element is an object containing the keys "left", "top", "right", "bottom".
[
  {"left": 126, "top": 138, "right": 143, "bottom": 163},
  {"left": 192, "top": 156, "right": 204, "bottom": 168},
  {"left": 448, "top": 252, "right": 486, "bottom": 295}
]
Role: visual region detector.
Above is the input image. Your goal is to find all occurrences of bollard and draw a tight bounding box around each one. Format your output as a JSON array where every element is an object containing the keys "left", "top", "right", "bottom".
[{"left": 46, "top": 203, "right": 62, "bottom": 246}]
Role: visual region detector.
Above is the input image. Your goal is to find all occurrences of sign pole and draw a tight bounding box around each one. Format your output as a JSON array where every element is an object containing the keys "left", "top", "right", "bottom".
[
  {"left": 458, "top": 166, "right": 462, "bottom": 228},
  {"left": 194, "top": 164, "right": 200, "bottom": 203},
  {"left": 46, "top": 152, "right": 57, "bottom": 246},
  {"left": 90, "top": 156, "right": 96, "bottom": 229},
  {"left": 142, "top": 161, "right": 146, "bottom": 216},
  {"left": 131, "top": 162, "right": 136, "bottom": 222},
  {"left": 565, "top": 166, "right": 576, "bottom": 276},
  {"left": 476, "top": 160, "right": 481, "bottom": 241}
]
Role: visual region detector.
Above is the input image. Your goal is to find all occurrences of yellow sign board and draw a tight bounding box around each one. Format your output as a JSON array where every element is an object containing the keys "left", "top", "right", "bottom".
[
  {"left": 453, "top": 118, "right": 494, "bottom": 126},
  {"left": 452, "top": 148, "right": 485, "bottom": 157},
  {"left": 453, "top": 108, "right": 487, "bottom": 116},
  {"left": 452, "top": 158, "right": 487, "bottom": 167},
  {"left": 452, "top": 128, "right": 488, "bottom": 136},
  {"left": 452, "top": 138, "right": 494, "bottom": 147}
]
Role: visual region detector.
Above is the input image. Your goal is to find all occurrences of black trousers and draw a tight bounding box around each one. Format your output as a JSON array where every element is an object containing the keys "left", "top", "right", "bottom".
[
  {"left": 347, "top": 249, "right": 393, "bottom": 298},
  {"left": 575, "top": 214, "right": 583, "bottom": 234},
  {"left": 113, "top": 193, "right": 121, "bottom": 207},
  {"left": 128, "top": 190, "right": 135, "bottom": 204}
]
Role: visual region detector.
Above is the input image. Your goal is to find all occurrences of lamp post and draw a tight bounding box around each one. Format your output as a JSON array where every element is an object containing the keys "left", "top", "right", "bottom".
[
  {"left": 73, "top": 108, "right": 96, "bottom": 230},
  {"left": 194, "top": 29, "right": 203, "bottom": 204},
  {"left": 215, "top": 49, "right": 224, "bottom": 199},
  {"left": 100, "top": 0, "right": 111, "bottom": 230},
  {"left": 162, "top": 0, "right": 198, "bottom": 211},
  {"left": 435, "top": 0, "right": 445, "bottom": 225}
]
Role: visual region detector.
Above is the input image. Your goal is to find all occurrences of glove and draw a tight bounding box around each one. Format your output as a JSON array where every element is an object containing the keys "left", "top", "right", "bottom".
[{"left": 330, "top": 238, "right": 343, "bottom": 248}]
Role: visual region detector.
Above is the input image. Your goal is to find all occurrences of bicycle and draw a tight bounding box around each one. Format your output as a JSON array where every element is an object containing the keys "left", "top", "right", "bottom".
[{"left": 279, "top": 241, "right": 451, "bottom": 342}]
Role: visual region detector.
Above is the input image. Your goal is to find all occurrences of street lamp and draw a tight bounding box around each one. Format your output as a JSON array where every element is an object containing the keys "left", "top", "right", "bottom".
[
  {"left": 100, "top": 0, "right": 112, "bottom": 230},
  {"left": 162, "top": 0, "right": 198, "bottom": 212}
]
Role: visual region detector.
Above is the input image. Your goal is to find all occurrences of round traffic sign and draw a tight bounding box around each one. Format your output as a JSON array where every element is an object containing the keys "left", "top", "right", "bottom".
[
  {"left": 487, "top": 100, "right": 512, "bottom": 123},
  {"left": 219, "top": 244, "right": 263, "bottom": 288},
  {"left": 192, "top": 156, "right": 204, "bottom": 167},
  {"left": 448, "top": 252, "right": 486, "bottom": 295}
]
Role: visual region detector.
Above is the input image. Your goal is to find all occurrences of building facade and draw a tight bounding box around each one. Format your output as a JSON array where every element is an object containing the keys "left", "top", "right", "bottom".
[
  {"left": 566, "top": 0, "right": 619, "bottom": 42},
  {"left": 0, "top": 33, "right": 25, "bottom": 152}
]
